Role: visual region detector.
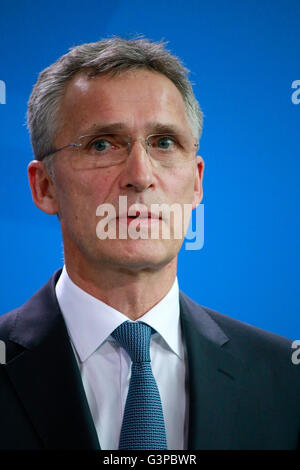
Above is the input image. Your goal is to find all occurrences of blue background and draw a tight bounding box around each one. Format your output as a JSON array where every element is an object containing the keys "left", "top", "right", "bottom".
[{"left": 0, "top": 0, "right": 299, "bottom": 339}]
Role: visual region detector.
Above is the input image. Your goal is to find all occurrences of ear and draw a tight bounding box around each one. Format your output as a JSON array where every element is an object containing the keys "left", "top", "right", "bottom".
[
  {"left": 192, "top": 155, "right": 204, "bottom": 209},
  {"left": 28, "top": 160, "right": 59, "bottom": 214}
]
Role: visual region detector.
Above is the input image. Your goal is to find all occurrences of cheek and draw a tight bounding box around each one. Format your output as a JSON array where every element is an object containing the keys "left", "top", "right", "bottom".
[
  {"left": 55, "top": 168, "right": 95, "bottom": 202},
  {"left": 167, "top": 167, "right": 197, "bottom": 202},
  {"left": 54, "top": 175, "right": 90, "bottom": 220},
  {"left": 55, "top": 169, "right": 120, "bottom": 230}
]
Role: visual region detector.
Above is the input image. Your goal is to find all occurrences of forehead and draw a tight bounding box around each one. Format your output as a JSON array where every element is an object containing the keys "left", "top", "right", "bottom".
[{"left": 58, "top": 69, "right": 191, "bottom": 138}]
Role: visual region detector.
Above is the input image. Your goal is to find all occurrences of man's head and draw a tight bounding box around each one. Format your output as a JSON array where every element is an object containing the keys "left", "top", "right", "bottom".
[
  {"left": 27, "top": 37, "right": 204, "bottom": 276},
  {"left": 27, "top": 37, "right": 203, "bottom": 169}
]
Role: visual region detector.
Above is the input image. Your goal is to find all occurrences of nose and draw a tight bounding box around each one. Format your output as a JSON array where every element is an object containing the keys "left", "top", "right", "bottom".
[{"left": 118, "top": 139, "right": 155, "bottom": 192}]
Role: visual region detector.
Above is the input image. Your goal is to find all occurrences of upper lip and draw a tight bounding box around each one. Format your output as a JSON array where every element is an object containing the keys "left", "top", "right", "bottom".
[{"left": 117, "top": 205, "right": 162, "bottom": 220}]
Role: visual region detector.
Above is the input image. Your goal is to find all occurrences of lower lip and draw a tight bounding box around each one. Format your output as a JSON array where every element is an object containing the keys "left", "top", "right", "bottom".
[{"left": 118, "top": 217, "right": 161, "bottom": 227}]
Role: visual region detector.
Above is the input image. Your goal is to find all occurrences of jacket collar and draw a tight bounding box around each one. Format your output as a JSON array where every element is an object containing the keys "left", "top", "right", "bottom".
[
  {"left": 5, "top": 270, "right": 245, "bottom": 450},
  {"left": 5, "top": 269, "right": 100, "bottom": 450},
  {"left": 179, "top": 292, "right": 247, "bottom": 449}
]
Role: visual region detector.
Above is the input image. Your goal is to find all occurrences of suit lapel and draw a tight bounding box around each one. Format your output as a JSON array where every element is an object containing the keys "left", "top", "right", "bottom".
[
  {"left": 4, "top": 271, "right": 100, "bottom": 449},
  {"left": 180, "top": 293, "right": 246, "bottom": 450},
  {"left": 4, "top": 270, "right": 247, "bottom": 450}
]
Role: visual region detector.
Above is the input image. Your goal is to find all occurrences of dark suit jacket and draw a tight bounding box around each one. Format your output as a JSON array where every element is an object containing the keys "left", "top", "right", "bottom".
[{"left": 0, "top": 270, "right": 299, "bottom": 450}]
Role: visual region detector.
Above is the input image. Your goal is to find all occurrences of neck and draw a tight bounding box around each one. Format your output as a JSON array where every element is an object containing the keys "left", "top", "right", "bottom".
[{"left": 63, "top": 256, "right": 178, "bottom": 321}]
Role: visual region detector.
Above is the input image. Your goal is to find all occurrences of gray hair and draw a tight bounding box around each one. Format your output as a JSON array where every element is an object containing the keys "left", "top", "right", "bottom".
[{"left": 27, "top": 36, "right": 203, "bottom": 172}]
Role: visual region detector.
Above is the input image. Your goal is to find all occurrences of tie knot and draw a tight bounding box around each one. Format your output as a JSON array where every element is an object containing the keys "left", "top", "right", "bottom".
[{"left": 112, "top": 321, "right": 152, "bottom": 363}]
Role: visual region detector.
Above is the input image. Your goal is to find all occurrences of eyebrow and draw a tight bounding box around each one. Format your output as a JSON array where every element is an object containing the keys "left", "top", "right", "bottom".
[{"left": 79, "top": 121, "right": 184, "bottom": 136}]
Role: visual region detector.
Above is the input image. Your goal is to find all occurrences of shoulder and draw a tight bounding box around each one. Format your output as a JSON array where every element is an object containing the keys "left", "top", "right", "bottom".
[
  {"left": 0, "top": 308, "right": 18, "bottom": 340},
  {"left": 0, "top": 270, "right": 63, "bottom": 358},
  {"left": 179, "top": 291, "right": 297, "bottom": 369}
]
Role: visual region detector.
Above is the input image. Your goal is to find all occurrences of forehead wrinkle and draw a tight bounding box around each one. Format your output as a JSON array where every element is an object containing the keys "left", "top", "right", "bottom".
[
  {"left": 59, "top": 70, "right": 192, "bottom": 141},
  {"left": 77, "top": 121, "right": 186, "bottom": 137}
]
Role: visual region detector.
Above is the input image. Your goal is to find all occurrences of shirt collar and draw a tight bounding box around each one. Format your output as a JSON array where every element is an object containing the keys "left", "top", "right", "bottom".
[{"left": 55, "top": 266, "right": 182, "bottom": 363}]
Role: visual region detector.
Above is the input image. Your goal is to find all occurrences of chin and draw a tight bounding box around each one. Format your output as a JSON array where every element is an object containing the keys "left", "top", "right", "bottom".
[{"left": 97, "top": 238, "right": 180, "bottom": 272}]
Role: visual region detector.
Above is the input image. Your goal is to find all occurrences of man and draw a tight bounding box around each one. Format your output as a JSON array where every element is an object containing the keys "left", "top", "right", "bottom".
[{"left": 0, "top": 37, "right": 299, "bottom": 450}]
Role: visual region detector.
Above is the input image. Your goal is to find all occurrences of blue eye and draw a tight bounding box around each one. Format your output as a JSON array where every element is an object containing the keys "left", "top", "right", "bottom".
[
  {"left": 157, "top": 136, "right": 173, "bottom": 149},
  {"left": 92, "top": 139, "right": 111, "bottom": 152}
]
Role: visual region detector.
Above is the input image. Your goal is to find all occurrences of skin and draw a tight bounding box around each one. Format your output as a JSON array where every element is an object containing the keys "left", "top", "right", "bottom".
[{"left": 28, "top": 69, "right": 204, "bottom": 320}]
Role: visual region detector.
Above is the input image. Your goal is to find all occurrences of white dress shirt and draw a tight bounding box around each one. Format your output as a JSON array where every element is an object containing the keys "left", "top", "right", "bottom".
[{"left": 55, "top": 266, "right": 188, "bottom": 450}]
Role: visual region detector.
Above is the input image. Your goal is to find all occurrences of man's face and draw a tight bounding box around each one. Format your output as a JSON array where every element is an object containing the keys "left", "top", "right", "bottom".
[{"left": 41, "top": 69, "right": 204, "bottom": 272}]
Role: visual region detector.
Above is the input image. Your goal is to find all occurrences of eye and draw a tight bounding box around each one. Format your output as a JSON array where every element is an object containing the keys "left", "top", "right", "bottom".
[
  {"left": 91, "top": 138, "right": 112, "bottom": 152},
  {"left": 156, "top": 136, "right": 175, "bottom": 150}
]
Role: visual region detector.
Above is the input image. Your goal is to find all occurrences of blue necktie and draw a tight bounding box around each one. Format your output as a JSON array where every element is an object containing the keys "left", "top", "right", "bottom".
[{"left": 112, "top": 321, "right": 168, "bottom": 450}]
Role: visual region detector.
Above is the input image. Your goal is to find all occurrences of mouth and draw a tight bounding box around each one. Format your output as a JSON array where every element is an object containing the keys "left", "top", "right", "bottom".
[
  {"left": 117, "top": 207, "right": 162, "bottom": 221},
  {"left": 127, "top": 212, "right": 161, "bottom": 220},
  {"left": 116, "top": 209, "right": 163, "bottom": 228}
]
